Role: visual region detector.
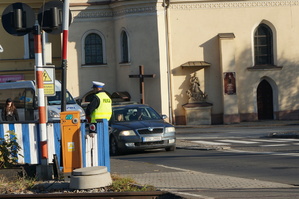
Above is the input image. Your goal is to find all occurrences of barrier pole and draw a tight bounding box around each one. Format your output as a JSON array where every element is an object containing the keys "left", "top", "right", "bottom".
[
  {"left": 34, "top": 24, "right": 48, "bottom": 164},
  {"left": 61, "top": 0, "right": 70, "bottom": 112}
]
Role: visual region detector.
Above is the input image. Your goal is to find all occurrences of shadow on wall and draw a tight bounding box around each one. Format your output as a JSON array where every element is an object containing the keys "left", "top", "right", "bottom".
[
  {"left": 171, "top": 34, "right": 299, "bottom": 124},
  {"left": 172, "top": 35, "right": 219, "bottom": 125},
  {"left": 230, "top": 46, "right": 298, "bottom": 121}
]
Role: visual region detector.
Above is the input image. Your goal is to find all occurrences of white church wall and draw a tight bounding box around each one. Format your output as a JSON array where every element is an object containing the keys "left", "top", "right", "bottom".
[
  {"left": 167, "top": 1, "right": 299, "bottom": 123},
  {"left": 68, "top": 4, "right": 117, "bottom": 98},
  {"left": 111, "top": 2, "right": 165, "bottom": 115},
  {"left": 65, "top": 0, "right": 299, "bottom": 124}
]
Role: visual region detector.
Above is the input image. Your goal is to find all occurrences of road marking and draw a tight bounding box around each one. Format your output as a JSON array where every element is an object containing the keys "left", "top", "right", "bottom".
[
  {"left": 226, "top": 149, "right": 299, "bottom": 157},
  {"left": 184, "top": 138, "right": 299, "bottom": 149},
  {"left": 217, "top": 139, "right": 258, "bottom": 144},
  {"left": 178, "top": 136, "right": 214, "bottom": 140},
  {"left": 192, "top": 140, "right": 231, "bottom": 145},
  {"left": 172, "top": 191, "right": 215, "bottom": 199},
  {"left": 250, "top": 139, "right": 298, "bottom": 143},
  {"left": 156, "top": 164, "right": 198, "bottom": 172},
  {"left": 260, "top": 144, "right": 289, "bottom": 147},
  {"left": 274, "top": 139, "right": 299, "bottom": 142}
]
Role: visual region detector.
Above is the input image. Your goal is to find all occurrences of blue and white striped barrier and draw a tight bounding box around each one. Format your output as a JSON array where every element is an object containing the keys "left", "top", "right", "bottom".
[
  {"left": 81, "top": 122, "right": 110, "bottom": 170},
  {"left": 0, "top": 123, "right": 40, "bottom": 164},
  {"left": 0, "top": 120, "right": 110, "bottom": 171}
]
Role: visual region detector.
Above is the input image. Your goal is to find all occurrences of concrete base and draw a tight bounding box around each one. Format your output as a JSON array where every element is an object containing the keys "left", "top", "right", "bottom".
[
  {"left": 70, "top": 166, "right": 112, "bottom": 190},
  {"left": 63, "top": 172, "right": 72, "bottom": 182},
  {"left": 183, "top": 102, "right": 213, "bottom": 125}
]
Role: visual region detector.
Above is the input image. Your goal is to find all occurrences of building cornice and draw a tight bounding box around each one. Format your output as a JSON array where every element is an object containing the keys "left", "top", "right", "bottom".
[
  {"left": 71, "top": 0, "right": 299, "bottom": 19},
  {"left": 72, "top": 4, "right": 159, "bottom": 19},
  {"left": 73, "top": 10, "right": 113, "bottom": 18},
  {"left": 113, "top": 6, "right": 157, "bottom": 17},
  {"left": 169, "top": 0, "right": 299, "bottom": 9}
]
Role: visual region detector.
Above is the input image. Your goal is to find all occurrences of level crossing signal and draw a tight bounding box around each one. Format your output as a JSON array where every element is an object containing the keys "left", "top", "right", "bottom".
[
  {"left": 1, "top": 1, "right": 72, "bottom": 36},
  {"left": 1, "top": 3, "right": 35, "bottom": 36},
  {"left": 38, "top": 1, "right": 72, "bottom": 34}
]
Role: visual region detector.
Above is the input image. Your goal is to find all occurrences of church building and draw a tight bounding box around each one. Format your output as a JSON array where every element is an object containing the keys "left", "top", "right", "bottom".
[{"left": 0, "top": 0, "right": 298, "bottom": 124}]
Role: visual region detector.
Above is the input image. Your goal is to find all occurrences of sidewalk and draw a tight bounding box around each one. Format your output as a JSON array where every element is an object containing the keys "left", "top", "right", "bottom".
[
  {"left": 175, "top": 120, "right": 299, "bottom": 139},
  {"left": 176, "top": 120, "right": 299, "bottom": 128},
  {"left": 111, "top": 120, "right": 299, "bottom": 199},
  {"left": 111, "top": 159, "right": 296, "bottom": 199}
]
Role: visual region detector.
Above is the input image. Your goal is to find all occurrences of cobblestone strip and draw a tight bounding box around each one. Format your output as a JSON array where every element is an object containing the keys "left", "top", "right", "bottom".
[{"left": 121, "top": 170, "right": 295, "bottom": 191}]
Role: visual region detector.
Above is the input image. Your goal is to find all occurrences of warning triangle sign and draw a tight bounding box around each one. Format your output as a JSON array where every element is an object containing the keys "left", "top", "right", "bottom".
[{"left": 43, "top": 70, "right": 52, "bottom": 82}]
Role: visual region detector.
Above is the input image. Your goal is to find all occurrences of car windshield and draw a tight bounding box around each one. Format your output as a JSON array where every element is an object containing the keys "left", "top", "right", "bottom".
[
  {"left": 47, "top": 91, "right": 76, "bottom": 105},
  {"left": 113, "top": 106, "right": 162, "bottom": 122}
]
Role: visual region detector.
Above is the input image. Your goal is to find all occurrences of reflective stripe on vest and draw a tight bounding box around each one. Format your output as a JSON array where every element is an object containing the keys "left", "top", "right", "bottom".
[{"left": 91, "top": 92, "right": 112, "bottom": 123}]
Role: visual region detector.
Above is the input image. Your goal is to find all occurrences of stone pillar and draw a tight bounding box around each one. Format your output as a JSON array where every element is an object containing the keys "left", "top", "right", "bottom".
[{"left": 218, "top": 33, "right": 240, "bottom": 124}]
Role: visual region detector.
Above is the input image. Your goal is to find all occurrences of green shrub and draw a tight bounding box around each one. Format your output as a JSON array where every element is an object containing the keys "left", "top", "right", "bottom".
[{"left": 0, "top": 130, "right": 22, "bottom": 168}]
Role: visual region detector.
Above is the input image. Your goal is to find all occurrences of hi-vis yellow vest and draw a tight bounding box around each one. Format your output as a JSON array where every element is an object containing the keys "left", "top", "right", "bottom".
[{"left": 91, "top": 92, "right": 112, "bottom": 123}]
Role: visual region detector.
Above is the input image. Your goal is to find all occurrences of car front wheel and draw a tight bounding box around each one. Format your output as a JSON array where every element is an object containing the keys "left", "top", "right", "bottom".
[
  {"left": 165, "top": 145, "right": 176, "bottom": 151},
  {"left": 110, "top": 136, "right": 119, "bottom": 156}
]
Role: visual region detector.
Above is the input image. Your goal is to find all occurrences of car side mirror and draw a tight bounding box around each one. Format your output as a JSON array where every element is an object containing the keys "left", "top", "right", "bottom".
[
  {"left": 34, "top": 96, "right": 38, "bottom": 109},
  {"left": 75, "top": 98, "right": 82, "bottom": 106}
]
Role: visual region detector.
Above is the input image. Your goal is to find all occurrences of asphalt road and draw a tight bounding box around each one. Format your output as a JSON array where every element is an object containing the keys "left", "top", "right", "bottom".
[
  {"left": 111, "top": 121, "right": 299, "bottom": 198},
  {"left": 112, "top": 144, "right": 299, "bottom": 185}
]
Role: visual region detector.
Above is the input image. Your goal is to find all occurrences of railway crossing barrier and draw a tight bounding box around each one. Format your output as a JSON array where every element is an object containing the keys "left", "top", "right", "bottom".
[{"left": 0, "top": 119, "right": 110, "bottom": 178}]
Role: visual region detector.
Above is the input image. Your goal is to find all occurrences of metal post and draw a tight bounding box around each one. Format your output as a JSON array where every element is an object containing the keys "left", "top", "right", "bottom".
[
  {"left": 139, "top": 65, "right": 144, "bottom": 104},
  {"left": 61, "top": 0, "right": 70, "bottom": 112},
  {"left": 42, "top": 31, "right": 46, "bottom": 65}
]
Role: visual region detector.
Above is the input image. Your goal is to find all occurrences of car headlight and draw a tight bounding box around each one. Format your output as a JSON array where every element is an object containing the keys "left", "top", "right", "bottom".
[
  {"left": 119, "top": 130, "right": 136, "bottom": 136},
  {"left": 79, "top": 109, "right": 86, "bottom": 118},
  {"left": 165, "top": 127, "right": 175, "bottom": 134},
  {"left": 48, "top": 110, "right": 60, "bottom": 118}
]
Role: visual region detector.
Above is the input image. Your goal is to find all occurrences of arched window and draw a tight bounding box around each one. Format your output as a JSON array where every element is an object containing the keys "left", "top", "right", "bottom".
[
  {"left": 121, "top": 31, "right": 129, "bottom": 63},
  {"left": 254, "top": 24, "right": 273, "bottom": 65},
  {"left": 85, "top": 33, "right": 103, "bottom": 65}
]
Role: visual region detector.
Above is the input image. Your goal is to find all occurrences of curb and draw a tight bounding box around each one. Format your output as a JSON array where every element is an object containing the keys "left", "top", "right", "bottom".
[{"left": 175, "top": 120, "right": 299, "bottom": 129}]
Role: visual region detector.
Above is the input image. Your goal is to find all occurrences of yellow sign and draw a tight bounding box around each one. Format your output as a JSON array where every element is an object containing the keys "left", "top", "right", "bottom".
[
  {"left": 68, "top": 142, "right": 75, "bottom": 152},
  {"left": 43, "top": 66, "right": 55, "bottom": 96},
  {"left": 43, "top": 70, "right": 52, "bottom": 82},
  {"left": 44, "top": 84, "right": 55, "bottom": 95}
]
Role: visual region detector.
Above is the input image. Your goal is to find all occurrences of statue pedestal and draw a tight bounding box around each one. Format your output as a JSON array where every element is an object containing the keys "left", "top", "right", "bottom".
[{"left": 183, "top": 102, "right": 213, "bottom": 125}]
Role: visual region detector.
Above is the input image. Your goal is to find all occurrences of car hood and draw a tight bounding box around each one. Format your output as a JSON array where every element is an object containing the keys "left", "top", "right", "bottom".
[{"left": 112, "top": 120, "right": 173, "bottom": 130}]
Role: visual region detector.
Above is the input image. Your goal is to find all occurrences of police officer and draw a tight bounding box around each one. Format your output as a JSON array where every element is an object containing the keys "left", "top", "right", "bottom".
[{"left": 86, "top": 81, "right": 112, "bottom": 123}]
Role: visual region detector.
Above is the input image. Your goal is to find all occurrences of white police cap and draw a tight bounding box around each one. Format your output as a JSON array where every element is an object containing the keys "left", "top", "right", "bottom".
[{"left": 92, "top": 81, "right": 105, "bottom": 88}]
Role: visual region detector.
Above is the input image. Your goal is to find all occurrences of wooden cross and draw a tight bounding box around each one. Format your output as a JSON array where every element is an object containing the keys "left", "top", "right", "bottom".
[{"left": 129, "top": 65, "right": 155, "bottom": 104}]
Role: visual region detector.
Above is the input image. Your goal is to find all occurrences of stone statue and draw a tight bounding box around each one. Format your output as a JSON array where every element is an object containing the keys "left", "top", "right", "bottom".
[{"left": 186, "top": 73, "right": 207, "bottom": 103}]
